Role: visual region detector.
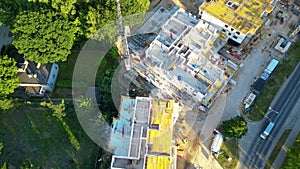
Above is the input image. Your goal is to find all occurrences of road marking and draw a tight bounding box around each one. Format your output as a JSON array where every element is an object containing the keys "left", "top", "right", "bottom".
[{"left": 269, "top": 107, "right": 279, "bottom": 114}]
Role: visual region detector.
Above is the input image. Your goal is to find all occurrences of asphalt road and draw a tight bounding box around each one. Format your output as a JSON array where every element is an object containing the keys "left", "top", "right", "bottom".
[{"left": 241, "top": 63, "right": 300, "bottom": 169}]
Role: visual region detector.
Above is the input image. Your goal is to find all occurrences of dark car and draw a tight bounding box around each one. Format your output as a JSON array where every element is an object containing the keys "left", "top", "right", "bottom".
[
  {"left": 280, "top": 17, "right": 284, "bottom": 25},
  {"left": 276, "top": 10, "right": 283, "bottom": 19}
]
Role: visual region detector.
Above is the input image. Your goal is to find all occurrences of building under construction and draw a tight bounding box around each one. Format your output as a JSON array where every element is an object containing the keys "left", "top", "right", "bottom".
[
  {"left": 109, "top": 96, "right": 179, "bottom": 169},
  {"left": 199, "top": 0, "right": 276, "bottom": 44},
  {"left": 129, "top": 7, "right": 238, "bottom": 108}
]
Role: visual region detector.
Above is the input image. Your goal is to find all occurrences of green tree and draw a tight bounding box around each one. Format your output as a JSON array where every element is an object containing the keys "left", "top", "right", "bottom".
[
  {"left": 0, "top": 142, "right": 3, "bottom": 155},
  {"left": 0, "top": 0, "right": 46, "bottom": 27},
  {"left": 40, "top": 99, "right": 80, "bottom": 150},
  {"left": 221, "top": 116, "right": 248, "bottom": 139},
  {"left": 51, "top": 0, "right": 77, "bottom": 16},
  {"left": 1, "top": 163, "right": 6, "bottom": 169},
  {"left": 40, "top": 99, "right": 66, "bottom": 119},
  {"left": 99, "top": 68, "right": 118, "bottom": 121},
  {"left": 0, "top": 55, "right": 19, "bottom": 97},
  {"left": 0, "top": 98, "right": 15, "bottom": 110},
  {"left": 74, "top": 96, "right": 95, "bottom": 117},
  {"left": 0, "top": 0, "right": 150, "bottom": 42},
  {"left": 283, "top": 137, "right": 300, "bottom": 169},
  {"left": 120, "top": 0, "right": 150, "bottom": 14},
  {"left": 27, "top": 0, "right": 49, "bottom": 2},
  {"left": 12, "top": 11, "right": 77, "bottom": 63},
  {"left": 77, "top": 0, "right": 149, "bottom": 40},
  {"left": 95, "top": 48, "right": 120, "bottom": 124}
]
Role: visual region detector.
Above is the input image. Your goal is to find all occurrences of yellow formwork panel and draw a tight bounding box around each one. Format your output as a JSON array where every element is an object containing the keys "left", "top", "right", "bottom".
[
  {"left": 149, "top": 130, "right": 172, "bottom": 153},
  {"left": 146, "top": 156, "right": 170, "bottom": 169}
]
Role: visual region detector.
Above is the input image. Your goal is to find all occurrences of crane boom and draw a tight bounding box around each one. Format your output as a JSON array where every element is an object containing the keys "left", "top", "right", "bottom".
[{"left": 116, "top": 0, "right": 132, "bottom": 71}]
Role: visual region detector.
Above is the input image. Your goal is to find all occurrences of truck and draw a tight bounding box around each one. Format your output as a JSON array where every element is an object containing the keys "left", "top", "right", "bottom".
[
  {"left": 252, "top": 77, "right": 267, "bottom": 95},
  {"left": 260, "top": 59, "right": 279, "bottom": 80},
  {"left": 260, "top": 122, "right": 275, "bottom": 139}
]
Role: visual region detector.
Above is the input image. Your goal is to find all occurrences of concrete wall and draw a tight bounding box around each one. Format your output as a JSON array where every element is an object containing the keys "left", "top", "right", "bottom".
[{"left": 198, "top": 11, "right": 247, "bottom": 44}]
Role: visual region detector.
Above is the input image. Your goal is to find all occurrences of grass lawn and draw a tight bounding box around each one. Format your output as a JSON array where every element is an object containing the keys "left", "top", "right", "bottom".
[
  {"left": 55, "top": 50, "right": 80, "bottom": 88},
  {"left": 247, "top": 40, "right": 300, "bottom": 121},
  {"left": 50, "top": 50, "right": 80, "bottom": 98},
  {"left": 52, "top": 47, "right": 118, "bottom": 98},
  {"left": 217, "top": 139, "right": 239, "bottom": 169},
  {"left": 57, "top": 51, "right": 78, "bottom": 81},
  {"left": 265, "top": 130, "right": 291, "bottom": 169},
  {"left": 0, "top": 102, "right": 98, "bottom": 168}
]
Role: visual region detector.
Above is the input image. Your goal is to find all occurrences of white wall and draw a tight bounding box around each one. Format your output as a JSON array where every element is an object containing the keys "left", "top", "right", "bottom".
[{"left": 198, "top": 11, "right": 247, "bottom": 44}]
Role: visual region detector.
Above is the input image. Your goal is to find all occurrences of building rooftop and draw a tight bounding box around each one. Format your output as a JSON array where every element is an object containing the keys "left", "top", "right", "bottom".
[
  {"left": 199, "top": 0, "right": 274, "bottom": 34},
  {"left": 17, "top": 62, "right": 51, "bottom": 85},
  {"left": 110, "top": 98, "right": 136, "bottom": 156},
  {"left": 110, "top": 97, "right": 178, "bottom": 169}
]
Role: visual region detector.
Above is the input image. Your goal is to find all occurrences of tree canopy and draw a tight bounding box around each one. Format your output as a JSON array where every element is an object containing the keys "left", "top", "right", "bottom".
[
  {"left": 0, "top": 163, "right": 6, "bottom": 169},
  {"left": 221, "top": 116, "right": 248, "bottom": 139},
  {"left": 0, "top": 142, "right": 3, "bottom": 155},
  {"left": 0, "top": 0, "right": 150, "bottom": 39},
  {"left": 0, "top": 55, "right": 19, "bottom": 97},
  {"left": 0, "top": 0, "right": 150, "bottom": 63},
  {"left": 40, "top": 99, "right": 66, "bottom": 119},
  {"left": 11, "top": 11, "right": 77, "bottom": 64},
  {"left": 120, "top": 0, "right": 150, "bottom": 14},
  {"left": 283, "top": 136, "right": 300, "bottom": 169},
  {"left": 0, "top": 98, "right": 15, "bottom": 110}
]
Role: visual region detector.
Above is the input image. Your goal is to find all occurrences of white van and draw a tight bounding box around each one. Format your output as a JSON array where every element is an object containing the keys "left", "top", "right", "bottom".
[{"left": 210, "top": 133, "right": 224, "bottom": 153}]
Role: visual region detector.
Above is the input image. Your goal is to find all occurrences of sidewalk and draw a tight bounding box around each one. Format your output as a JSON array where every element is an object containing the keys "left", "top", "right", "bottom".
[{"left": 271, "top": 98, "right": 300, "bottom": 169}]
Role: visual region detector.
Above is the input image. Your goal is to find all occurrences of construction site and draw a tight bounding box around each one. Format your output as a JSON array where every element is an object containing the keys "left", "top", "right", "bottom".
[
  {"left": 128, "top": 7, "right": 239, "bottom": 109},
  {"left": 199, "top": 0, "right": 276, "bottom": 39},
  {"left": 109, "top": 0, "right": 299, "bottom": 168},
  {"left": 109, "top": 4, "right": 243, "bottom": 169}
]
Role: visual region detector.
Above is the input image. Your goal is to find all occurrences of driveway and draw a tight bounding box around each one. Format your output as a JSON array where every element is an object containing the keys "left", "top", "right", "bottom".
[{"left": 199, "top": 38, "right": 270, "bottom": 149}]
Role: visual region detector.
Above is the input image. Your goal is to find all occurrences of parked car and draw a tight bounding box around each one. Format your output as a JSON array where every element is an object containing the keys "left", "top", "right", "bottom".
[
  {"left": 276, "top": 10, "right": 283, "bottom": 19},
  {"left": 280, "top": 17, "right": 284, "bottom": 25}
]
